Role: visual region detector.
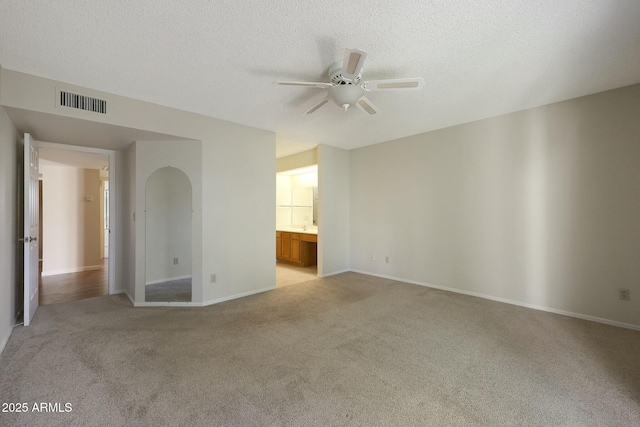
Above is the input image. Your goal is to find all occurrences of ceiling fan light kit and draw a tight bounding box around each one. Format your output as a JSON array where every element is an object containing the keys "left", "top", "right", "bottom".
[
  {"left": 275, "top": 48, "right": 425, "bottom": 115},
  {"left": 329, "top": 84, "right": 364, "bottom": 111}
]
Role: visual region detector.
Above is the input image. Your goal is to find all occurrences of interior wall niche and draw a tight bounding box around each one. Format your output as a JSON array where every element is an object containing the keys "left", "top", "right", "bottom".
[{"left": 145, "top": 166, "right": 192, "bottom": 302}]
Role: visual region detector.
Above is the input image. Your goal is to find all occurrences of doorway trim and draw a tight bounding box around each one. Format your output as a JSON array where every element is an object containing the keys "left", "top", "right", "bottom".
[{"left": 34, "top": 140, "right": 117, "bottom": 295}]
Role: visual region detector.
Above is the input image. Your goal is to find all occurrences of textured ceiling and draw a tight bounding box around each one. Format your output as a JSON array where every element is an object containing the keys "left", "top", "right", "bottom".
[{"left": 1, "top": 1, "right": 639, "bottom": 157}]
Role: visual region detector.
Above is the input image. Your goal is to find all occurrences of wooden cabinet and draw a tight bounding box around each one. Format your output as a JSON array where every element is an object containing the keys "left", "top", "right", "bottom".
[
  {"left": 275, "top": 231, "right": 282, "bottom": 258},
  {"left": 291, "top": 238, "right": 301, "bottom": 263},
  {"left": 282, "top": 233, "right": 291, "bottom": 259},
  {"left": 276, "top": 231, "right": 317, "bottom": 266}
]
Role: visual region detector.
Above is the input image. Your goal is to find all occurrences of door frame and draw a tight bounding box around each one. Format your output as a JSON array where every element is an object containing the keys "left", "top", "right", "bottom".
[{"left": 35, "top": 140, "right": 117, "bottom": 295}]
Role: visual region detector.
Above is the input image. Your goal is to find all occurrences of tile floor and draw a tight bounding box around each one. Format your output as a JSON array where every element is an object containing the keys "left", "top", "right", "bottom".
[{"left": 275, "top": 262, "right": 317, "bottom": 288}]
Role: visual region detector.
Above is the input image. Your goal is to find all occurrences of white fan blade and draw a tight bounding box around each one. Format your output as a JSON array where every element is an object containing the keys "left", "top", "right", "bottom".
[
  {"left": 356, "top": 96, "right": 379, "bottom": 115},
  {"left": 341, "top": 48, "right": 367, "bottom": 81},
  {"left": 305, "top": 97, "right": 329, "bottom": 115},
  {"left": 275, "top": 81, "right": 332, "bottom": 89},
  {"left": 362, "top": 77, "right": 425, "bottom": 91}
]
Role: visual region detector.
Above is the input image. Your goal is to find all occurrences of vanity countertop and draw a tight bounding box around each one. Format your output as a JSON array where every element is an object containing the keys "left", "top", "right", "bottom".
[{"left": 276, "top": 227, "right": 318, "bottom": 235}]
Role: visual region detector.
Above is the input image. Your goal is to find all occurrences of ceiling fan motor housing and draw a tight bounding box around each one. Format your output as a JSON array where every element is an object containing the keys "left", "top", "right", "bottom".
[{"left": 328, "top": 60, "right": 362, "bottom": 85}]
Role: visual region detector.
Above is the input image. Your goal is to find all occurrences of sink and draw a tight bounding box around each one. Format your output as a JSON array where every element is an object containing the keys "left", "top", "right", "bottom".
[{"left": 276, "top": 227, "right": 318, "bottom": 235}]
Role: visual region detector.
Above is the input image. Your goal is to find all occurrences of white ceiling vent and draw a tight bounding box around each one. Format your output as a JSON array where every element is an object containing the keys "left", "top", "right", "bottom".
[{"left": 59, "top": 90, "right": 107, "bottom": 114}]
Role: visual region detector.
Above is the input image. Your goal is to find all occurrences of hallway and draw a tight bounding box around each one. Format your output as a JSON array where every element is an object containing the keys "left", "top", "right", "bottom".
[{"left": 39, "top": 260, "right": 108, "bottom": 305}]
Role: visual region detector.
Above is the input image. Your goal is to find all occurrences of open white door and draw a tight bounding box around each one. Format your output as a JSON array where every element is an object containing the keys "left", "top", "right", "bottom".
[{"left": 23, "top": 133, "right": 39, "bottom": 326}]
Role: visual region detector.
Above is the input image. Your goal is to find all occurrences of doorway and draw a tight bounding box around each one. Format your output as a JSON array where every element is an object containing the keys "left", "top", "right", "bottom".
[
  {"left": 275, "top": 165, "right": 318, "bottom": 287},
  {"left": 37, "top": 146, "right": 111, "bottom": 305}
]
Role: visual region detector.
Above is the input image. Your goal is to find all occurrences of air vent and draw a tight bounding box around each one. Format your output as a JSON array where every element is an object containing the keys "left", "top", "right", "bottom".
[{"left": 60, "top": 91, "right": 107, "bottom": 114}]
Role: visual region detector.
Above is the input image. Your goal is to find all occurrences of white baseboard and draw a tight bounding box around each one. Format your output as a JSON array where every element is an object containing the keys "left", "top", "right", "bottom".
[
  {"left": 42, "top": 264, "right": 102, "bottom": 276},
  {"left": 317, "top": 269, "right": 350, "bottom": 278},
  {"left": 350, "top": 269, "right": 640, "bottom": 331},
  {"left": 131, "top": 285, "right": 276, "bottom": 308},
  {"left": 134, "top": 301, "right": 196, "bottom": 307},
  {"left": 145, "top": 275, "right": 191, "bottom": 286},
  {"left": 201, "top": 286, "right": 276, "bottom": 306}
]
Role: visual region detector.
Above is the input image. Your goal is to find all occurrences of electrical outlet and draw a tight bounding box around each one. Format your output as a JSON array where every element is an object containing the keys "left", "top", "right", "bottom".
[
  {"left": 173, "top": 257, "right": 179, "bottom": 265},
  {"left": 619, "top": 288, "right": 630, "bottom": 301},
  {"left": 211, "top": 274, "right": 217, "bottom": 284},
  {"left": 385, "top": 256, "right": 389, "bottom": 263}
]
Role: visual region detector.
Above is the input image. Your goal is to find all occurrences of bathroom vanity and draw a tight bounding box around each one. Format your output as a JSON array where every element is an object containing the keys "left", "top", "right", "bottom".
[{"left": 276, "top": 229, "right": 317, "bottom": 267}]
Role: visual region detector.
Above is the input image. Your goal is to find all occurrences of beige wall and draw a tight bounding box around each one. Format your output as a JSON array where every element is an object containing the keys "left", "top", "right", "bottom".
[
  {"left": 350, "top": 84, "right": 640, "bottom": 328},
  {"left": 41, "top": 165, "right": 102, "bottom": 275},
  {"left": 0, "top": 68, "right": 276, "bottom": 308},
  {"left": 318, "top": 144, "right": 350, "bottom": 277},
  {"left": 0, "top": 104, "right": 20, "bottom": 354},
  {"left": 276, "top": 148, "right": 317, "bottom": 172},
  {"left": 82, "top": 169, "right": 102, "bottom": 267}
]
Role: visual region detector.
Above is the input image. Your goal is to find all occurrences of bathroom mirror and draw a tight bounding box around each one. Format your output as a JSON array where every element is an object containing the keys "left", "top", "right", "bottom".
[{"left": 145, "top": 167, "right": 192, "bottom": 302}]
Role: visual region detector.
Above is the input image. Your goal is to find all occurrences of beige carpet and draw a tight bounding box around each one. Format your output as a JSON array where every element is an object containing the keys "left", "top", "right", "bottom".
[{"left": 1, "top": 272, "right": 639, "bottom": 426}]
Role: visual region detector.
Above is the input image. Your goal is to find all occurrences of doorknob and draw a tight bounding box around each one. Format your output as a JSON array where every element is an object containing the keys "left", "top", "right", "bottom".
[
  {"left": 18, "top": 237, "right": 28, "bottom": 242},
  {"left": 29, "top": 237, "right": 38, "bottom": 242}
]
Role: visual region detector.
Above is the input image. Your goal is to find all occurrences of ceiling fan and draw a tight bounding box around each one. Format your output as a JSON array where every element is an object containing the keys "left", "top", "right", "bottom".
[{"left": 275, "top": 48, "right": 425, "bottom": 115}]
